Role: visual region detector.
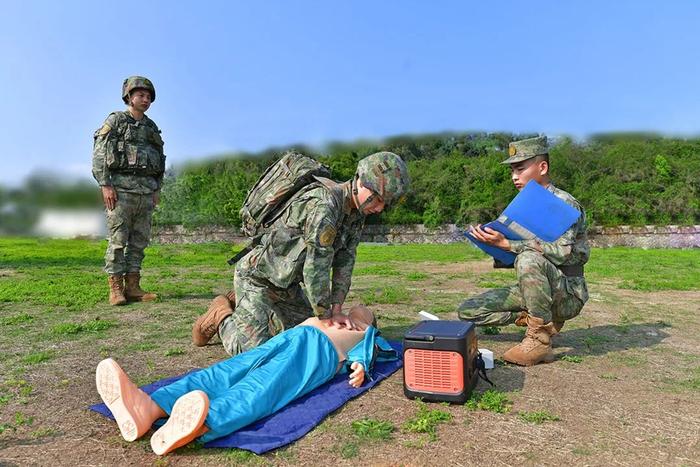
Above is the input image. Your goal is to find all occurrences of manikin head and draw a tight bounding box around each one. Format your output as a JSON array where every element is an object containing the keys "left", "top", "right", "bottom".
[{"left": 347, "top": 305, "right": 377, "bottom": 328}]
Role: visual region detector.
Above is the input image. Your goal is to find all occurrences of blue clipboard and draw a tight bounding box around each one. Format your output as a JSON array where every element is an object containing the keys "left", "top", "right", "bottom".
[{"left": 465, "top": 181, "right": 581, "bottom": 265}]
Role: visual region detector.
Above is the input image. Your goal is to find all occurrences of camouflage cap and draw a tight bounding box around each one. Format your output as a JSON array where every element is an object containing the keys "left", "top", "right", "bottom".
[
  {"left": 501, "top": 136, "right": 548, "bottom": 164},
  {"left": 122, "top": 76, "right": 156, "bottom": 104},
  {"left": 356, "top": 152, "right": 410, "bottom": 207}
]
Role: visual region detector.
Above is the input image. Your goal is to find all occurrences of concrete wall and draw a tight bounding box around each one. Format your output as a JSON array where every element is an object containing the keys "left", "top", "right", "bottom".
[
  {"left": 152, "top": 224, "right": 700, "bottom": 248},
  {"left": 586, "top": 225, "right": 700, "bottom": 248}
]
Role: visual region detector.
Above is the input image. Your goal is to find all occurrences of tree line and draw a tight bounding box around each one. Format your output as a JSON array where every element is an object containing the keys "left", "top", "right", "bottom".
[
  {"left": 153, "top": 132, "right": 700, "bottom": 228},
  {"left": 1, "top": 132, "right": 697, "bottom": 235}
]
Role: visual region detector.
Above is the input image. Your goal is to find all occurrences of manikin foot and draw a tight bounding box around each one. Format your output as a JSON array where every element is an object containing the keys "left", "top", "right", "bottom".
[
  {"left": 95, "top": 358, "right": 166, "bottom": 441},
  {"left": 150, "top": 390, "right": 210, "bottom": 455}
]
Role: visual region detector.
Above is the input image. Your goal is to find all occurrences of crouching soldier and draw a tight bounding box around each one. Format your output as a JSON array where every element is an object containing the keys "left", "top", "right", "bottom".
[
  {"left": 92, "top": 76, "right": 165, "bottom": 305},
  {"left": 458, "top": 136, "right": 590, "bottom": 366}
]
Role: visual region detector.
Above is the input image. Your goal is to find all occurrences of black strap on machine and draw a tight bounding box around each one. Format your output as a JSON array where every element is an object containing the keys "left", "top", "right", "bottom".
[{"left": 475, "top": 352, "right": 494, "bottom": 386}]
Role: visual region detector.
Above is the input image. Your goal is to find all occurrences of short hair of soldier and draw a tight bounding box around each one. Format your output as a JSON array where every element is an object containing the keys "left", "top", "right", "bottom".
[{"left": 534, "top": 153, "right": 550, "bottom": 165}]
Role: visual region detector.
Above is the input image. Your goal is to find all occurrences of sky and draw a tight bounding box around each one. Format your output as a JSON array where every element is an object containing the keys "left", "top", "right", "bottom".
[{"left": 2, "top": 0, "right": 700, "bottom": 186}]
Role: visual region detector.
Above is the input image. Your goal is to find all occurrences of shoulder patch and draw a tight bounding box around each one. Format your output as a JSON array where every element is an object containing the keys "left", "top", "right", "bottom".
[
  {"left": 318, "top": 225, "right": 337, "bottom": 247},
  {"left": 98, "top": 123, "right": 111, "bottom": 136}
]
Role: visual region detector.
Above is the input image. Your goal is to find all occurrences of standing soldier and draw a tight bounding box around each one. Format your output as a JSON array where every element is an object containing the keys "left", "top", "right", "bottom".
[
  {"left": 92, "top": 76, "right": 165, "bottom": 306},
  {"left": 458, "top": 136, "right": 590, "bottom": 366},
  {"left": 191, "top": 152, "right": 410, "bottom": 356}
]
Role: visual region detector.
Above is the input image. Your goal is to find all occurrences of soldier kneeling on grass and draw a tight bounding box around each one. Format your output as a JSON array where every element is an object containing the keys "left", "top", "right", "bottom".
[
  {"left": 458, "top": 136, "right": 590, "bottom": 366},
  {"left": 92, "top": 76, "right": 165, "bottom": 306},
  {"left": 192, "top": 152, "right": 410, "bottom": 357}
]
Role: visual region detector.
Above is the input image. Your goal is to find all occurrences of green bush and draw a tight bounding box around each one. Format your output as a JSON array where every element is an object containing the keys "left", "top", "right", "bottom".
[{"left": 147, "top": 132, "right": 700, "bottom": 228}]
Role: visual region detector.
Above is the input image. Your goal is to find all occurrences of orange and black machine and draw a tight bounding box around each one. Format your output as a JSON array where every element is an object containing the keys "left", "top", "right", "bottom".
[{"left": 403, "top": 320, "right": 479, "bottom": 403}]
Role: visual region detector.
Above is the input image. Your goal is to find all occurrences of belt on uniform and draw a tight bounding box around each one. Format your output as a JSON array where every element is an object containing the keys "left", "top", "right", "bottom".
[
  {"left": 113, "top": 169, "right": 153, "bottom": 175},
  {"left": 558, "top": 264, "right": 584, "bottom": 277}
]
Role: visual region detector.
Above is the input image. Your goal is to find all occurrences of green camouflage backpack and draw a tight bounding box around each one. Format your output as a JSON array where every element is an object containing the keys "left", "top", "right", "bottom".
[{"left": 239, "top": 151, "right": 332, "bottom": 238}]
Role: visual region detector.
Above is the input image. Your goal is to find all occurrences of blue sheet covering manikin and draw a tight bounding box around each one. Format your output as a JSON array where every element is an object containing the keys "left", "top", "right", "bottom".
[
  {"left": 89, "top": 331, "right": 403, "bottom": 454},
  {"left": 150, "top": 325, "right": 339, "bottom": 443}
]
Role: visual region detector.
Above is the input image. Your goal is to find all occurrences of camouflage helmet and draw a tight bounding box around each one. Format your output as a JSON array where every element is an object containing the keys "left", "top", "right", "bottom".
[
  {"left": 356, "top": 152, "right": 410, "bottom": 207},
  {"left": 121, "top": 76, "right": 156, "bottom": 104}
]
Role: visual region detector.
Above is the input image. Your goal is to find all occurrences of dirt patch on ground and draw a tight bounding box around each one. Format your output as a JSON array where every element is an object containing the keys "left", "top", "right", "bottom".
[{"left": 1, "top": 259, "right": 699, "bottom": 466}]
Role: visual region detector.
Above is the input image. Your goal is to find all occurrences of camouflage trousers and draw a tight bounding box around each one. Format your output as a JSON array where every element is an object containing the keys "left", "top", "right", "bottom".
[
  {"left": 104, "top": 191, "right": 155, "bottom": 275},
  {"left": 458, "top": 250, "right": 586, "bottom": 325},
  {"left": 218, "top": 256, "right": 313, "bottom": 356}
]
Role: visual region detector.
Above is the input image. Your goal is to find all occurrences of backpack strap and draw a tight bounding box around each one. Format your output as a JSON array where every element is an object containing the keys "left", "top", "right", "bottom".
[
  {"left": 260, "top": 176, "right": 344, "bottom": 229},
  {"left": 227, "top": 177, "right": 346, "bottom": 267},
  {"left": 313, "top": 176, "right": 346, "bottom": 210},
  {"left": 142, "top": 114, "right": 159, "bottom": 131}
]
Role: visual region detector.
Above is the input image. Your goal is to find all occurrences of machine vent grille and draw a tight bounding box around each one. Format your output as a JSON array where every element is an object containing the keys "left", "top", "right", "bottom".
[{"left": 404, "top": 349, "right": 464, "bottom": 394}]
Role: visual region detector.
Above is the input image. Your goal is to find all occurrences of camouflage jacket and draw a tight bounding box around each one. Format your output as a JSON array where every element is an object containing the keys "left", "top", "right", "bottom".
[
  {"left": 246, "top": 179, "right": 365, "bottom": 318},
  {"left": 92, "top": 111, "right": 165, "bottom": 194},
  {"left": 508, "top": 184, "right": 590, "bottom": 302}
]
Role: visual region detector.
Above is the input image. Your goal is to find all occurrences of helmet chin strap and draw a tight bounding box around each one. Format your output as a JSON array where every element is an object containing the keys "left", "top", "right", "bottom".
[{"left": 352, "top": 176, "right": 376, "bottom": 212}]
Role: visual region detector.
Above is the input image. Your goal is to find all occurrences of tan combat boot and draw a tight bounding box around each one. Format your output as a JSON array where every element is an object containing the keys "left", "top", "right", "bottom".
[
  {"left": 192, "top": 293, "right": 235, "bottom": 347},
  {"left": 109, "top": 275, "right": 127, "bottom": 306},
  {"left": 124, "top": 272, "right": 158, "bottom": 302},
  {"left": 514, "top": 310, "right": 529, "bottom": 326},
  {"left": 224, "top": 289, "right": 236, "bottom": 305},
  {"left": 515, "top": 311, "right": 565, "bottom": 332},
  {"left": 503, "top": 315, "right": 558, "bottom": 366}
]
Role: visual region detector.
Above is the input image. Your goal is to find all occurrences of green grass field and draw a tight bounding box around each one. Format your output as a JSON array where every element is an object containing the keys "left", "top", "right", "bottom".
[{"left": 0, "top": 238, "right": 698, "bottom": 465}]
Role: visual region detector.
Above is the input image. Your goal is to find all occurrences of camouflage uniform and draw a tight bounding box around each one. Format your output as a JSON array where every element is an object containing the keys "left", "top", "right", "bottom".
[
  {"left": 219, "top": 180, "right": 365, "bottom": 355},
  {"left": 92, "top": 78, "right": 165, "bottom": 276},
  {"left": 458, "top": 137, "right": 590, "bottom": 326},
  {"left": 458, "top": 184, "right": 589, "bottom": 324},
  {"left": 217, "top": 152, "right": 410, "bottom": 356}
]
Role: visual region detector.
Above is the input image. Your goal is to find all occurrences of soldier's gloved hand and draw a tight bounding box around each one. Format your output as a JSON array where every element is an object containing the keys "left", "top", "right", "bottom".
[
  {"left": 348, "top": 361, "right": 365, "bottom": 388},
  {"left": 101, "top": 186, "right": 118, "bottom": 211}
]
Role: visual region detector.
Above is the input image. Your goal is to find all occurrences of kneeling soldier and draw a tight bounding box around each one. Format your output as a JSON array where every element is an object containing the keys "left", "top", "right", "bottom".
[
  {"left": 192, "top": 152, "right": 410, "bottom": 356},
  {"left": 459, "top": 136, "right": 590, "bottom": 366}
]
